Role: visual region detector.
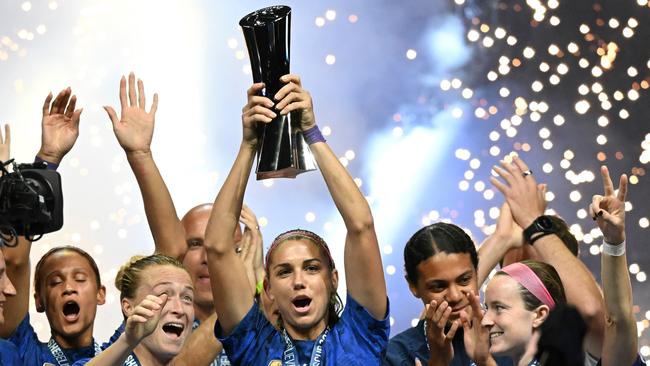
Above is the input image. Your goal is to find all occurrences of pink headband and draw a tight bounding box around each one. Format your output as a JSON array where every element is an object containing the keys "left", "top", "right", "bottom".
[
  {"left": 501, "top": 262, "right": 556, "bottom": 309},
  {"left": 264, "top": 229, "right": 335, "bottom": 273}
]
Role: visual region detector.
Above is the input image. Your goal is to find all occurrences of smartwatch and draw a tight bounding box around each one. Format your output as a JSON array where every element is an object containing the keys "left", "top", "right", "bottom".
[{"left": 523, "top": 215, "right": 557, "bottom": 244}]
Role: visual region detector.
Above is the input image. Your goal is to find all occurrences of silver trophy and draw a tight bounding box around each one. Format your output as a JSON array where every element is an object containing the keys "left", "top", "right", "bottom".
[{"left": 240, "top": 5, "right": 317, "bottom": 180}]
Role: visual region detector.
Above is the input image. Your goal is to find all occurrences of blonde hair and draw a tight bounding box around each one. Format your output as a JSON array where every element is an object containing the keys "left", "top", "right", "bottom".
[{"left": 115, "top": 254, "right": 188, "bottom": 301}]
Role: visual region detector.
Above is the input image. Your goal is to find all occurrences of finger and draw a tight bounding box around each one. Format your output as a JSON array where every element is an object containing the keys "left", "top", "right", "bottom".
[
  {"left": 150, "top": 93, "right": 159, "bottom": 115},
  {"left": 119, "top": 76, "right": 128, "bottom": 109},
  {"left": 130, "top": 314, "right": 148, "bottom": 323},
  {"left": 3, "top": 124, "right": 9, "bottom": 146},
  {"left": 104, "top": 106, "right": 120, "bottom": 126},
  {"left": 138, "top": 79, "right": 146, "bottom": 109},
  {"left": 51, "top": 89, "right": 67, "bottom": 114},
  {"left": 246, "top": 96, "right": 275, "bottom": 109},
  {"left": 128, "top": 72, "right": 137, "bottom": 107},
  {"left": 489, "top": 176, "right": 509, "bottom": 196},
  {"left": 274, "top": 82, "right": 301, "bottom": 102},
  {"left": 72, "top": 109, "right": 82, "bottom": 129},
  {"left": 600, "top": 166, "right": 615, "bottom": 196},
  {"left": 157, "top": 293, "right": 168, "bottom": 308},
  {"left": 280, "top": 101, "right": 310, "bottom": 115},
  {"left": 446, "top": 320, "right": 460, "bottom": 340},
  {"left": 275, "top": 91, "right": 305, "bottom": 110},
  {"left": 65, "top": 95, "right": 77, "bottom": 118},
  {"left": 437, "top": 305, "right": 452, "bottom": 329},
  {"left": 133, "top": 306, "right": 155, "bottom": 318},
  {"left": 246, "top": 82, "right": 266, "bottom": 97},
  {"left": 460, "top": 311, "right": 471, "bottom": 333},
  {"left": 424, "top": 301, "right": 436, "bottom": 322},
  {"left": 415, "top": 357, "right": 423, "bottom": 366},
  {"left": 493, "top": 164, "right": 515, "bottom": 186},
  {"left": 279, "top": 74, "right": 302, "bottom": 86},
  {"left": 617, "top": 174, "right": 628, "bottom": 202},
  {"left": 42, "top": 92, "right": 53, "bottom": 116},
  {"left": 598, "top": 209, "right": 616, "bottom": 223},
  {"left": 590, "top": 195, "right": 603, "bottom": 218},
  {"left": 587, "top": 203, "right": 597, "bottom": 220},
  {"left": 246, "top": 105, "right": 277, "bottom": 120},
  {"left": 56, "top": 87, "right": 72, "bottom": 115},
  {"left": 432, "top": 300, "right": 448, "bottom": 322},
  {"left": 468, "top": 292, "right": 482, "bottom": 321},
  {"left": 512, "top": 155, "right": 530, "bottom": 173}
]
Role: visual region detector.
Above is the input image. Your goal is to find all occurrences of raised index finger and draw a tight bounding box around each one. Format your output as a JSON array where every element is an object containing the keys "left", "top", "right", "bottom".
[{"left": 600, "top": 166, "right": 615, "bottom": 196}]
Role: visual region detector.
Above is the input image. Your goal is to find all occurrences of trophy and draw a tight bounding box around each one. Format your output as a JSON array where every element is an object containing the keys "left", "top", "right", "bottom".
[{"left": 240, "top": 5, "right": 317, "bottom": 180}]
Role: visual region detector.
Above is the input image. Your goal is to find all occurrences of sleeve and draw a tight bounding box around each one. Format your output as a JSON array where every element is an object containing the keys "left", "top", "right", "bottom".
[
  {"left": 214, "top": 300, "right": 276, "bottom": 365},
  {"left": 341, "top": 294, "right": 391, "bottom": 358},
  {"left": 7, "top": 314, "right": 44, "bottom": 364},
  {"left": 330, "top": 294, "right": 390, "bottom": 365}
]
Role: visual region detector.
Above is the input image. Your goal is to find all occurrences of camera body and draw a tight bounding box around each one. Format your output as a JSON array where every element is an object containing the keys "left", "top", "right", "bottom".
[{"left": 0, "top": 161, "right": 63, "bottom": 242}]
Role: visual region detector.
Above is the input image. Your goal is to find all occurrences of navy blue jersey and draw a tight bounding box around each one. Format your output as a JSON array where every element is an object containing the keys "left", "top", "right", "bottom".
[
  {"left": 0, "top": 338, "right": 24, "bottom": 366},
  {"left": 383, "top": 319, "right": 512, "bottom": 366},
  {"left": 216, "top": 293, "right": 390, "bottom": 365},
  {"left": 7, "top": 314, "right": 99, "bottom": 366}
]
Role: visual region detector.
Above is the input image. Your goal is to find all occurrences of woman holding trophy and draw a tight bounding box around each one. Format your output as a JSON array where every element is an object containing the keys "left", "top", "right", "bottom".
[{"left": 202, "top": 73, "right": 390, "bottom": 365}]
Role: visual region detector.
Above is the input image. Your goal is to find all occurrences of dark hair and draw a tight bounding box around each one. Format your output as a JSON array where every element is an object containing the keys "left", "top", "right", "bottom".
[
  {"left": 548, "top": 216, "right": 579, "bottom": 257},
  {"left": 265, "top": 229, "right": 342, "bottom": 327},
  {"left": 34, "top": 246, "right": 102, "bottom": 296},
  {"left": 496, "top": 260, "right": 566, "bottom": 311},
  {"left": 404, "top": 222, "right": 478, "bottom": 285},
  {"left": 115, "top": 254, "right": 188, "bottom": 301}
]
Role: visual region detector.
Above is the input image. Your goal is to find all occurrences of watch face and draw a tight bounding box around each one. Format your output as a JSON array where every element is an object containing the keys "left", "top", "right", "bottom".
[{"left": 538, "top": 216, "right": 553, "bottom": 230}]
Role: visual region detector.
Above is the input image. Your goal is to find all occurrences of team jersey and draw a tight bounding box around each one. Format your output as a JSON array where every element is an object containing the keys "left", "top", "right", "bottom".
[
  {"left": 7, "top": 314, "right": 100, "bottom": 366},
  {"left": 0, "top": 338, "right": 24, "bottom": 366},
  {"left": 215, "top": 293, "right": 390, "bottom": 366},
  {"left": 383, "top": 319, "right": 512, "bottom": 366}
]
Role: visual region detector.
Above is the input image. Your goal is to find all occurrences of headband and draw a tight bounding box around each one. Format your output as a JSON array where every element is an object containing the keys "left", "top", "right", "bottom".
[
  {"left": 501, "top": 262, "right": 556, "bottom": 309},
  {"left": 264, "top": 229, "right": 335, "bottom": 273}
]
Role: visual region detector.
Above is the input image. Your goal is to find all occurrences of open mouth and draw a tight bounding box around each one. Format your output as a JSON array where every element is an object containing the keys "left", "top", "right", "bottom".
[
  {"left": 62, "top": 301, "right": 80, "bottom": 321},
  {"left": 162, "top": 322, "right": 185, "bottom": 338},
  {"left": 292, "top": 296, "right": 312, "bottom": 313}
]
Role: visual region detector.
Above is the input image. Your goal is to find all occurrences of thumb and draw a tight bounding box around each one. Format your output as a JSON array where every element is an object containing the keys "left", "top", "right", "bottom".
[{"left": 104, "top": 106, "right": 119, "bottom": 126}]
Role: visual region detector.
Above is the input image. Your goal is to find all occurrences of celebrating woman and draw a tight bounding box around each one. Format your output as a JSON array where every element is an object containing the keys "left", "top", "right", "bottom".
[
  {"left": 73, "top": 254, "right": 194, "bottom": 365},
  {"left": 203, "top": 75, "right": 390, "bottom": 365}
]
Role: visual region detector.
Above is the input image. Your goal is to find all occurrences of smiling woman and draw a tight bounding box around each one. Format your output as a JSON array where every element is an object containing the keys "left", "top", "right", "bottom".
[{"left": 71, "top": 254, "right": 195, "bottom": 366}]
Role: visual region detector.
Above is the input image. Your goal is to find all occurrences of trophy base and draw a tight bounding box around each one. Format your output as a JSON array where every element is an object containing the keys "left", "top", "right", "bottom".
[{"left": 256, "top": 166, "right": 315, "bottom": 180}]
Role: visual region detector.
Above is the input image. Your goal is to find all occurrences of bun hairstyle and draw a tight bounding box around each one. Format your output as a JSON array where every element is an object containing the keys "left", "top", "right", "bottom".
[
  {"left": 404, "top": 222, "right": 479, "bottom": 285},
  {"left": 34, "top": 246, "right": 102, "bottom": 296},
  {"left": 497, "top": 260, "right": 566, "bottom": 311},
  {"left": 115, "top": 254, "right": 188, "bottom": 301}
]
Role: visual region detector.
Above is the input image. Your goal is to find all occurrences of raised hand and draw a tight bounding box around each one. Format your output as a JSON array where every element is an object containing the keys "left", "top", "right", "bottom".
[
  {"left": 38, "top": 88, "right": 82, "bottom": 164},
  {"left": 241, "top": 83, "right": 276, "bottom": 149},
  {"left": 589, "top": 166, "right": 627, "bottom": 245},
  {"left": 461, "top": 292, "right": 491, "bottom": 366},
  {"left": 0, "top": 124, "right": 10, "bottom": 164},
  {"left": 423, "top": 299, "right": 460, "bottom": 365},
  {"left": 494, "top": 203, "right": 524, "bottom": 250},
  {"left": 104, "top": 72, "right": 159, "bottom": 156},
  {"left": 490, "top": 156, "right": 546, "bottom": 229},
  {"left": 124, "top": 294, "right": 167, "bottom": 346},
  {"left": 239, "top": 204, "right": 263, "bottom": 272},
  {"left": 274, "top": 74, "right": 316, "bottom": 131}
]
